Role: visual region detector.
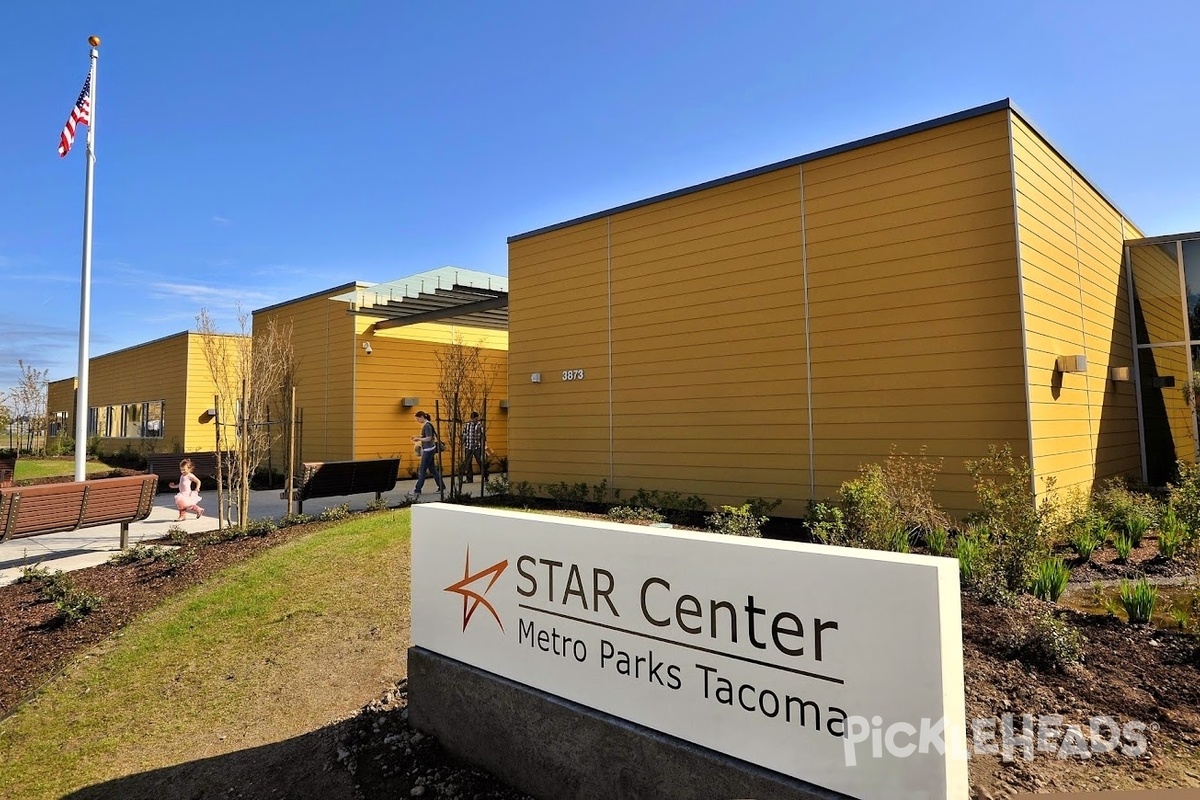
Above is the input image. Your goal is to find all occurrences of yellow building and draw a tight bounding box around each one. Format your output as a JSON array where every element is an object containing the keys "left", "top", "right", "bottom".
[
  {"left": 507, "top": 98, "right": 1195, "bottom": 518},
  {"left": 45, "top": 331, "right": 245, "bottom": 457},
  {"left": 252, "top": 267, "right": 509, "bottom": 478}
]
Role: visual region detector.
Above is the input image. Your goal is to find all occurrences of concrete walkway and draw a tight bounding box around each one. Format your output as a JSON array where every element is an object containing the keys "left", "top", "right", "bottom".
[{"left": 0, "top": 476, "right": 489, "bottom": 587}]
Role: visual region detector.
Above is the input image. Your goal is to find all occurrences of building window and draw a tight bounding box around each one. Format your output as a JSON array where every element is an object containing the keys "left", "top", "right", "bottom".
[{"left": 88, "top": 401, "right": 165, "bottom": 438}]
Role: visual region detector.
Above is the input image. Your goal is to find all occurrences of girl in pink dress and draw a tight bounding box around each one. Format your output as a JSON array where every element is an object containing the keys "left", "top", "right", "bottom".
[{"left": 169, "top": 458, "right": 204, "bottom": 520}]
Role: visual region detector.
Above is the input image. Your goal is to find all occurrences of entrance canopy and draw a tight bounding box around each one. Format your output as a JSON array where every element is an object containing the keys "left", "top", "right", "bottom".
[{"left": 334, "top": 267, "right": 508, "bottom": 331}]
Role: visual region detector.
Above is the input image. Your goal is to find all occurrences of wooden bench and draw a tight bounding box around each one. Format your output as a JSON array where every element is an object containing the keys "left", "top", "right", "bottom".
[
  {"left": 0, "top": 474, "right": 159, "bottom": 550},
  {"left": 0, "top": 456, "right": 14, "bottom": 489},
  {"left": 286, "top": 458, "right": 401, "bottom": 514},
  {"left": 144, "top": 451, "right": 230, "bottom": 490}
]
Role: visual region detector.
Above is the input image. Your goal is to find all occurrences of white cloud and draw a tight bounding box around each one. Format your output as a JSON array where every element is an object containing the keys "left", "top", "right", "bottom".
[{"left": 212, "top": 215, "right": 231, "bottom": 226}]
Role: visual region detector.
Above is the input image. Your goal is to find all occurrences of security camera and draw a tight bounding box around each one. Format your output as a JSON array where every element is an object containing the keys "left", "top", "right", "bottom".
[{"left": 362, "top": 342, "right": 373, "bottom": 355}]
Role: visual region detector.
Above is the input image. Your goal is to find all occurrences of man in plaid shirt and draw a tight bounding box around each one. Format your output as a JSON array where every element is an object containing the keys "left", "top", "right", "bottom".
[{"left": 462, "top": 411, "right": 486, "bottom": 483}]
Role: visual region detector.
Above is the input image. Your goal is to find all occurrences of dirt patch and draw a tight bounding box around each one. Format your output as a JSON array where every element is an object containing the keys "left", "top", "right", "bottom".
[{"left": 1061, "top": 536, "right": 1195, "bottom": 584}]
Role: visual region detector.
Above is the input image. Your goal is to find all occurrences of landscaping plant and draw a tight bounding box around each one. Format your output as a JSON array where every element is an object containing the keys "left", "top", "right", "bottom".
[
  {"left": 706, "top": 504, "right": 767, "bottom": 538},
  {"left": 1113, "top": 531, "right": 1134, "bottom": 563},
  {"left": 1118, "top": 577, "right": 1158, "bottom": 624},
  {"left": 1030, "top": 557, "right": 1070, "bottom": 602},
  {"left": 925, "top": 526, "right": 949, "bottom": 557}
]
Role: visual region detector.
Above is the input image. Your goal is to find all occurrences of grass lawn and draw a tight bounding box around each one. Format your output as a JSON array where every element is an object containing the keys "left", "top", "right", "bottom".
[
  {"left": 0, "top": 509, "right": 412, "bottom": 800},
  {"left": 12, "top": 457, "right": 122, "bottom": 481}
]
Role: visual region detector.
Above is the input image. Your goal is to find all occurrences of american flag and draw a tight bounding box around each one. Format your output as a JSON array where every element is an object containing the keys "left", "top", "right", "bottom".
[{"left": 58, "top": 72, "right": 91, "bottom": 158}]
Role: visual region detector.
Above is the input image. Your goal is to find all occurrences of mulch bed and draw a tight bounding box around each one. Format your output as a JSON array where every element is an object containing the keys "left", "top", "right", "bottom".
[
  {"left": 5, "top": 508, "right": 1200, "bottom": 797},
  {"left": 1059, "top": 536, "right": 1195, "bottom": 583},
  {"left": 0, "top": 521, "right": 332, "bottom": 719}
]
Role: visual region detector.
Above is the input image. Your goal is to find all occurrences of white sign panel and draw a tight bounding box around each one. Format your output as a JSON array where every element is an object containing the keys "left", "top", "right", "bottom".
[{"left": 412, "top": 504, "right": 968, "bottom": 800}]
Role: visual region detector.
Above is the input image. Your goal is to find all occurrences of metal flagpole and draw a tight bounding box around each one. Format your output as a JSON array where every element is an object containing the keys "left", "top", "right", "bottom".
[{"left": 73, "top": 35, "right": 100, "bottom": 482}]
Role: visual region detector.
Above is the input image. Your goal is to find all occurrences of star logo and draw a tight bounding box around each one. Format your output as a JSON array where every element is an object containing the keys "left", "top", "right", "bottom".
[{"left": 443, "top": 547, "right": 509, "bottom": 632}]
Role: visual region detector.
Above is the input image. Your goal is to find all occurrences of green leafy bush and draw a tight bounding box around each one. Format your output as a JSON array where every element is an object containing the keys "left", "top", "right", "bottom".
[
  {"left": 806, "top": 501, "right": 848, "bottom": 546},
  {"left": 1012, "top": 612, "right": 1084, "bottom": 670},
  {"left": 281, "top": 512, "right": 313, "bottom": 527},
  {"left": 167, "top": 525, "right": 189, "bottom": 545},
  {"left": 16, "top": 565, "right": 53, "bottom": 584},
  {"left": 1030, "top": 557, "right": 1069, "bottom": 602},
  {"left": 484, "top": 475, "right": 510, "bottom": 496},
  {"left": 964, "top": 444, "right": 1055, "bottom": 592},
  {"left": 55, "top": 590, "right": 101, "bottom": 624},
  {"left": 706, "top": 504, "right": 767, "bottom": 538},
  {"left": 1167, "top": 459, "right": 1200, "bottom": 539},
  {"left": 365, "top": 497, "right": 389, "bottom": 512},
  {"left": 316, "top": 504, "right": 350, "bottom": 523},
  {"left": 607, "top": 505, "right": 665, "bottom": 525},
  {"left": 160, "top": 547, "right": 197, "bottom": 573},
  {"left": 108, "top": 544, "right": 164, "bottom": 566},
  {"left": 1119, "top": 577, "right": 1158, "bottom": 624}
]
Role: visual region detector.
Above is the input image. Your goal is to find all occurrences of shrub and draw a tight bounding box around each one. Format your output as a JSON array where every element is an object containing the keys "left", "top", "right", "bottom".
[
  {"left": 1119, "top": 577, "right": 1158, "bottom": 624},
  {"left": 365, "top": 497, "right": 389, "bottom": 512},
  {"left": 1113, "top": 532, "right": 1134, "bottom": 563},
  {"left": 628, "top": 488, "right": 708, "bottom": 514},
  {"left": 55, "top": 590, "right": 101, "bottom": 624},
  {"left": 1068, "top": 526, "right": 1100, "bottom": 560},
  {"left": 16, "top": 565, "right": 53, "bottom": 584},
  {"left": 1013, "top": 612, "right": 1084, "bottom": 670},
  {"left": 108, "top": 544, "right": 164, "bottom": 566},
  {"left": 35, "top": 570, "right": 75, "bottom": 602},
  {"left": 965, "top": 444, "right": 1054, "bottom": 593},
  {"left": 544, "top": 481, "right": 590, "bottom": 508},
  {"left": 745, "top": 497, "right": 782, "bottom": 520},
  {"left": 607, "top": 506, "right": 665, "bottom": 525},
  {"left": 925, "top": 526, "right": 949, "bottom": 557},
  {"left": 706, "top": 504, "right": 767, "bottom": 538},
  {"left": 510, "top": 481, "right": 536, "bottom": 503},
  {"left": 167, "top": 525, "right": 189, "bottom": 545},
  {"left": 806, "top": 501, "right": 848, "bottom": 546},
  {"left": 1093, "top": 478, "right": 1161, "bottom": 542},
  {"left": 484, "top": 475, "right": 510, "bottom": 496},
  {"left": 316, "top": 504, "right": 350, "bottom": 522},
  {"left": 160, "top": 547, "right": 197, "bottom": 573},
  {"left": 1030, "top": 558, "right": 1069, "bottom": 602},
  {"left": 837, "top": 464, "right": 902, "bottom": 551},
  {"left": 242, "top": 518, "right": 279, "bottom": 536},
  {"left": 281, "top": 512, "right": 313, "bottom": 527},
  {"left": 1167, "top": 459, "right": 1200, "bottom": 538}
]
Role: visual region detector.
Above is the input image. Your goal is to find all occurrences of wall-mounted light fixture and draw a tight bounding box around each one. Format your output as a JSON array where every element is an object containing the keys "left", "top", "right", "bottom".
[
  {"left": 1056, "top": 355, "right": 1087, "bottom": 373},
  {"left": 499, "top": 399, "right": 509, "bottom": 409},
  {"left": 1152, "top": 376, "right": 1176, "bottom": 389},
  {"left": 401, "top": 397, "right": 419, "bottom": 407},
  {"left": 530, "top": 372, "right": 541, "bottom": 383},
  {"left": 1109, "top": 366, "right": 1132, "bottom": 382},
  {"left": 362, "top": 341, "right": 373, "bottom": 355}
]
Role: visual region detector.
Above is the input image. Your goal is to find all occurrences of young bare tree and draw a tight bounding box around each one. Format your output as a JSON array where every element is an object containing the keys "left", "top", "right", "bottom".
[
  {"left": 436, "top": 334, "right": 497, "bottom": 497},
  {"left": 196, "top": 307, "right": 295, "bottom": 528},
  {"left": 6, "top": 360, "right": 50, "bottom": 456}
]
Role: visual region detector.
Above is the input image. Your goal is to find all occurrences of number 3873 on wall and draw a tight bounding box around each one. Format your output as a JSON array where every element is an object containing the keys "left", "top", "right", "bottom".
[{"left": 562, "top": 369, "right": 585, "bottom": 381}]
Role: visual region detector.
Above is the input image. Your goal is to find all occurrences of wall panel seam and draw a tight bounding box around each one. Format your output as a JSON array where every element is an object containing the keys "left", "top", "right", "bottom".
[
  {"left": 607, "top": 216, "right": 614, "bottom": 498},
  {"left": 800, "top": 164, "right": 815, "bottom": 498},
  {"left": 1068, "top": 178, "right": 1097, "bottom": 480},
  {"left": 1008, "top": 111, "right": 1037, "bottom": 496}
]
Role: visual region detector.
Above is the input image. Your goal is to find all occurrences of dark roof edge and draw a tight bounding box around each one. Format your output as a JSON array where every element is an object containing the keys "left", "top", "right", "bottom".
[
  {"left": 1005, "top": 101, "right": 1137, "bottom": 229},
  {"left": 251, "top": 281, "right": 366, "bottom": 315},
  {"left": 507, "top": 99, "right": 1013, "bottom": 243},
  {"left": 1125, "top": 230, "right": 1200, "bottom": 247}
]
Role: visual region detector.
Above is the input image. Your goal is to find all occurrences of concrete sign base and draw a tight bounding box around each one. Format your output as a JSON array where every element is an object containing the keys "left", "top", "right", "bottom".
[{"left": 408, "top": 646, "right": 854, "bottom": 800}]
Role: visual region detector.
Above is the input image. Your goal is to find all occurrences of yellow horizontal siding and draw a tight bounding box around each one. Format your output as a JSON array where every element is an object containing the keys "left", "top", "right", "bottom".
[
  {"left": 1012, "top": 115, "right": 1143, "bottom": 497},
  {"left": 254, "top": 291, "right": 355, "bottom": 465}
]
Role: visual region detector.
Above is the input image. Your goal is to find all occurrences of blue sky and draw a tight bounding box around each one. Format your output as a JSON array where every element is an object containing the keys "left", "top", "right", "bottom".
[{"left": 1, "top": 1, "right": 1198, "bottom": 393}]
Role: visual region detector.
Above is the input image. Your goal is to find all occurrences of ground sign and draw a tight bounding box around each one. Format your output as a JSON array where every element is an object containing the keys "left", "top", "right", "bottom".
[{"left": 411, "top": 505, "right": 968, "bottom": 800}]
